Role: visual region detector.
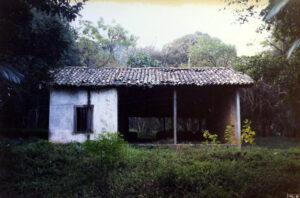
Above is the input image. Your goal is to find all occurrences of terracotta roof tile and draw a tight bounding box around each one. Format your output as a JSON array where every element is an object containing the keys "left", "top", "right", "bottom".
[{"left": 52, "top": 66, "right": 254, "bottom": 87}]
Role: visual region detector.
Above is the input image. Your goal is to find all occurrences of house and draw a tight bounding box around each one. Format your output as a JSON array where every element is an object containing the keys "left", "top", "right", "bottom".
[{"left": 49, "top": 66, "right": 253, "bottom": 144}]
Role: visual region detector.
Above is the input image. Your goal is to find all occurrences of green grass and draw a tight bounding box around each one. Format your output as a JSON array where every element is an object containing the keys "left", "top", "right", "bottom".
[
  {"left": 255, "top": 137, "right": 300, "bottom": 148},
  {"left": 0, "top": 136, "right": 300, "bottom": 198}
]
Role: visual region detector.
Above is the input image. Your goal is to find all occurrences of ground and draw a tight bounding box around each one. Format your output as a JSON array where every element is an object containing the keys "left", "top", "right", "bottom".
[{"left": 0, "top": 136, "right": 299, "bottom": 198}]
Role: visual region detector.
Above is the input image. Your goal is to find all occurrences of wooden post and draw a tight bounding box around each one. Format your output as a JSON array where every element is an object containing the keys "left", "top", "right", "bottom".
[
  {"left": 87, "top": 89, "right": 92, "bottom": 140},
  {"left": 173, "top": 89, "right": 177, "bottom": 144},
  {"left": 235, "top": 90, "right": 241, "bottom": 142}
]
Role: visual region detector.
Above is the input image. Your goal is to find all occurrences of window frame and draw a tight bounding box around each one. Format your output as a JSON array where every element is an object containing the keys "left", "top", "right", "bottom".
[{"left": 73, "top": 105, "right": 94, "bottom": 134}]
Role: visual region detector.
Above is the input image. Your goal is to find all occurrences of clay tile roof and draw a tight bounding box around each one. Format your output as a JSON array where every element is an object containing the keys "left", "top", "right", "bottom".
[{"left": 51, "top": 66, "right": 254, "bottom": 87}]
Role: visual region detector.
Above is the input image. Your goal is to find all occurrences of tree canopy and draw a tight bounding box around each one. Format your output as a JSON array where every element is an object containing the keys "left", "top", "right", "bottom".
[
  {"left": 161, "top": 32, "right": 236, "bottom": 67},
  {"left": 0, "top": 0, "right": 84, "bottom": 128},
  {"left": 228, "top": 0, "right": 300, "bottom": 136},
  {"left": 127, "top": 53, "right": 161, "bottom": 68},
  {"left": 189, "top": 35, "right": 237, "bottom": 67},
  {"left": 76, "top": 18, "right": 137, "bottom": 67},
  {"left": 161, "top": 32, "right": 204, "bottom": 67}
]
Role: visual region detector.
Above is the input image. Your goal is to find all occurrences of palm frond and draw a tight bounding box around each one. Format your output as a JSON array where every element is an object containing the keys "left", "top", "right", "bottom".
[
  {"left": 0, "top": 65, "right": 23, "bottom": 84},
  {"left": 287, "top": 39, "right": 300, "bottom": 59},
  {"left": 265, "top": 0, "right": 290, "bottom": 20}
]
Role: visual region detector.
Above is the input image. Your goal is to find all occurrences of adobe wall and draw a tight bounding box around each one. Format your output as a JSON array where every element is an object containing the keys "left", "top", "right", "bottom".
[
  {"left": 49, "top": 88, "right": 118, "bottom": 143},
  {"left": 212, "top": 88, "right": 240, "bottom": 144}
]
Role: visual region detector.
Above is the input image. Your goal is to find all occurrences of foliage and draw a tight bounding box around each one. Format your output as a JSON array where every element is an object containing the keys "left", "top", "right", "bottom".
[
  {"left": 241, "top": 119, "right": 256, "bottom": 145},
  {"left": 228, "top": 0, "right": 300, "bottom": 58},
  {"left": 161, "top": 32, "right": 236, "bottom": 67},
  {"left": 261, "top": 0, "right": 300, "bottom": 58},
  {"left": 162, "top": 32, "right": 210, "bottom": 67},
  {"left": 189, "top": 35, "right": 237, "bottom": 67},
  {"left": 226, "top": 0, "right": 300, "bottom": 137},
  {"left": 224, "top": 125, "right": 236, "bottom": 144},
  {"left": 76, "top": 18, "right": 137, "bottom": 67},
  {"left": 82, "top": 132, "right": 127, "bottom": 171},
  {"left": 255, "top": 137, "right": 300, "bottom": 149},
  {"left": 0, "top": 0, "right": 84, "bottom": 81},
  {"left": 234, "top": 54, "right": 300, "bottom": 137},
  {"left": 0, "top": 0, "right": 82, "bottom": 128},
  {"left": 162, "top": 33, "right": 200, "bottom": 66},
  {"left": 203, "top": 130, "right": 219, "bottom": 144},
  {"left": 0, "top": 138, "right": 300, "bottom": 198},
  {"left": 137, "top": 46, "right": 165, "bottom": 64},
  {"left": 127, "top": 53, "right": 161, "bottom": 67}
]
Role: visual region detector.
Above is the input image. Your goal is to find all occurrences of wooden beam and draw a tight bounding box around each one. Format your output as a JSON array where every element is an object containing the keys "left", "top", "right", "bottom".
[{"left": 173, "top": 89, "right": 177, "bottom": 144}]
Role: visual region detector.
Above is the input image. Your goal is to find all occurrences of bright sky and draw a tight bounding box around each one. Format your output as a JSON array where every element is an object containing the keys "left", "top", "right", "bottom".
[{"left": 75, "top": 0, "right": 269, "bottom": 56}]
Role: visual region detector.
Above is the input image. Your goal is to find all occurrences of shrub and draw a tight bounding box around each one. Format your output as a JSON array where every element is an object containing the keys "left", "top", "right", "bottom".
[
  {"left": 203, "top": 130, "right": 219, "bottom": 144},
  {"left": 224, "top": 125, "right": 236, "bottom": 144},
  {"left": 241, "top": 119, "right": 256, "bottom": 145},
  {"left": 1, "top": 137, "right": 299, "bottom": 198},
  {"left": 82, "top": 132, "right": 128, "bottom": 171}
]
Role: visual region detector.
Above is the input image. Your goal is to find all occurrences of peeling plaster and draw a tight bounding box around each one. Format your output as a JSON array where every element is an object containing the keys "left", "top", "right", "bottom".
[{"left": 49, "top": 88, "right": 118, "bottom": 143}]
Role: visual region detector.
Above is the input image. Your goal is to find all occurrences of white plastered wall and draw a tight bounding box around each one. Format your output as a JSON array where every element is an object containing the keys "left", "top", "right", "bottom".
[{"left": 49, "top": 88, "right": 118, "bottom": 143}]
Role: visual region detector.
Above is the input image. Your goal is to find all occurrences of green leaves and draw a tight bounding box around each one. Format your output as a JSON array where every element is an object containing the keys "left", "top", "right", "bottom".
[
  {"left": 161, "top": 32, "right": 236, "bottom": 67},
  {"left": 1, "top": 138, "right": 300, "bottom": 198},
  {"left": 189, "top": 35, "right": 237, "bottom": 67},
  {"left": 224, "top": 125, "right": 236, "bottom": 145},
  {"left": 82, "top": 132, "right": 128, "bottom": 171},
  {"left": 203, "top": 130, "right": 220, "bottom": 144},
  {"left": 77, "top": 18, "right": 137, "bottom": 67},
  {"left": 0, "top": 0, "right": 82, "bottom": 128},
  {"left": 127, "top": 53, "right": 161, "bottom": 68},
  {"left": 241, "top": 119, "right": 255, "bottom": 145}
]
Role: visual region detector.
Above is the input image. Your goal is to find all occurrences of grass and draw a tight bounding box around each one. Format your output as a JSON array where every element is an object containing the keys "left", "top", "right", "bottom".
[
  {"left": 0, "top": 136, "right": 300, "bottom": 198},
  {"left": 255, "top": 137, "right": 300, "bottom": 149}
]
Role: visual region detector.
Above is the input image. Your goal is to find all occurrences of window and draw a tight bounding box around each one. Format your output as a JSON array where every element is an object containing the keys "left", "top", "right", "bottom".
[{"left": 74, "top": 105, "right": 93, "bottom": 133}]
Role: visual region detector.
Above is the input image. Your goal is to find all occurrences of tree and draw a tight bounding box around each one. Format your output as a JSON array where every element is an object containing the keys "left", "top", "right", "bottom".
[
  {"left": 189, "top": 35, "right": 237, "bottom": 67},
  {"left": 133, "top": 46, "right": 165, "bottom": 64},
  {"left": 233, "top": 54, "right": 299, "bottom": 136},
  {"left": 76, "top": 18, "right": 137, "bottom": 67},
  {"left": 227, "top": 0, "right": 300, "bottom": 58},
  {"left": 265, "top": 0, "right": 300, "bottom": 58},
  {"left": 227, "top": 0, "right": 300, "bottom": 137},
  {"left": 0, "top": 0, "right": 83, "bottom": 128},
  {"left": 162, "top": 32, "right": 205, "bottom": 67},
  {"left": 0, "top": 0, "right": 85, "bottom": 82},
  {"left": 161, "top": 32, "right": 236, "bottom": 67},
  {"left": 127, "top": 53, "right": 161, "bottom": 68}
]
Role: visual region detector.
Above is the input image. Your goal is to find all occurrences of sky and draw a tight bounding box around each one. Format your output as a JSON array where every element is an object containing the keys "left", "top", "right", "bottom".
[{"left": 74, "top": 0, "right": 269, "bottom": 56}]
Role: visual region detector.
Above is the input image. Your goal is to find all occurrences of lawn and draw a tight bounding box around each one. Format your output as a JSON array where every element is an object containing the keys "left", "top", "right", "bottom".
[{"left": 0, "top": 135, "right": 299, "bottom": 198}]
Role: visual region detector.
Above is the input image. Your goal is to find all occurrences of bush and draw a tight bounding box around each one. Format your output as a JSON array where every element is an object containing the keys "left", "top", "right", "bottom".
[
  {"left": 203, "top": 130, "right": 219, "bottom": 144},
  {"left": 241, "top": 119, "right": 256, "bottom": 145},
  {"left": 224, "top": 125, "right": 236, "bottom": 144},
  {"left": 0, "top": 137, "right": 299, "bottom": 198},
  {"left": 82, "top": 132, "right": 128, "bottom": 171}
]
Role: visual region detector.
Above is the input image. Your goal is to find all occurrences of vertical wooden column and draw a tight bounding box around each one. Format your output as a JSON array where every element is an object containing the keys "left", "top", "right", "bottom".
[
  {"left": 87, "top": 89, "right": 92, "bottom": 140},
  {"left": 173, "top": 89, "right": 177, "bottom": 144},
  {"left": 235, "top": 89, "right": 241, "bottom": 142}
]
